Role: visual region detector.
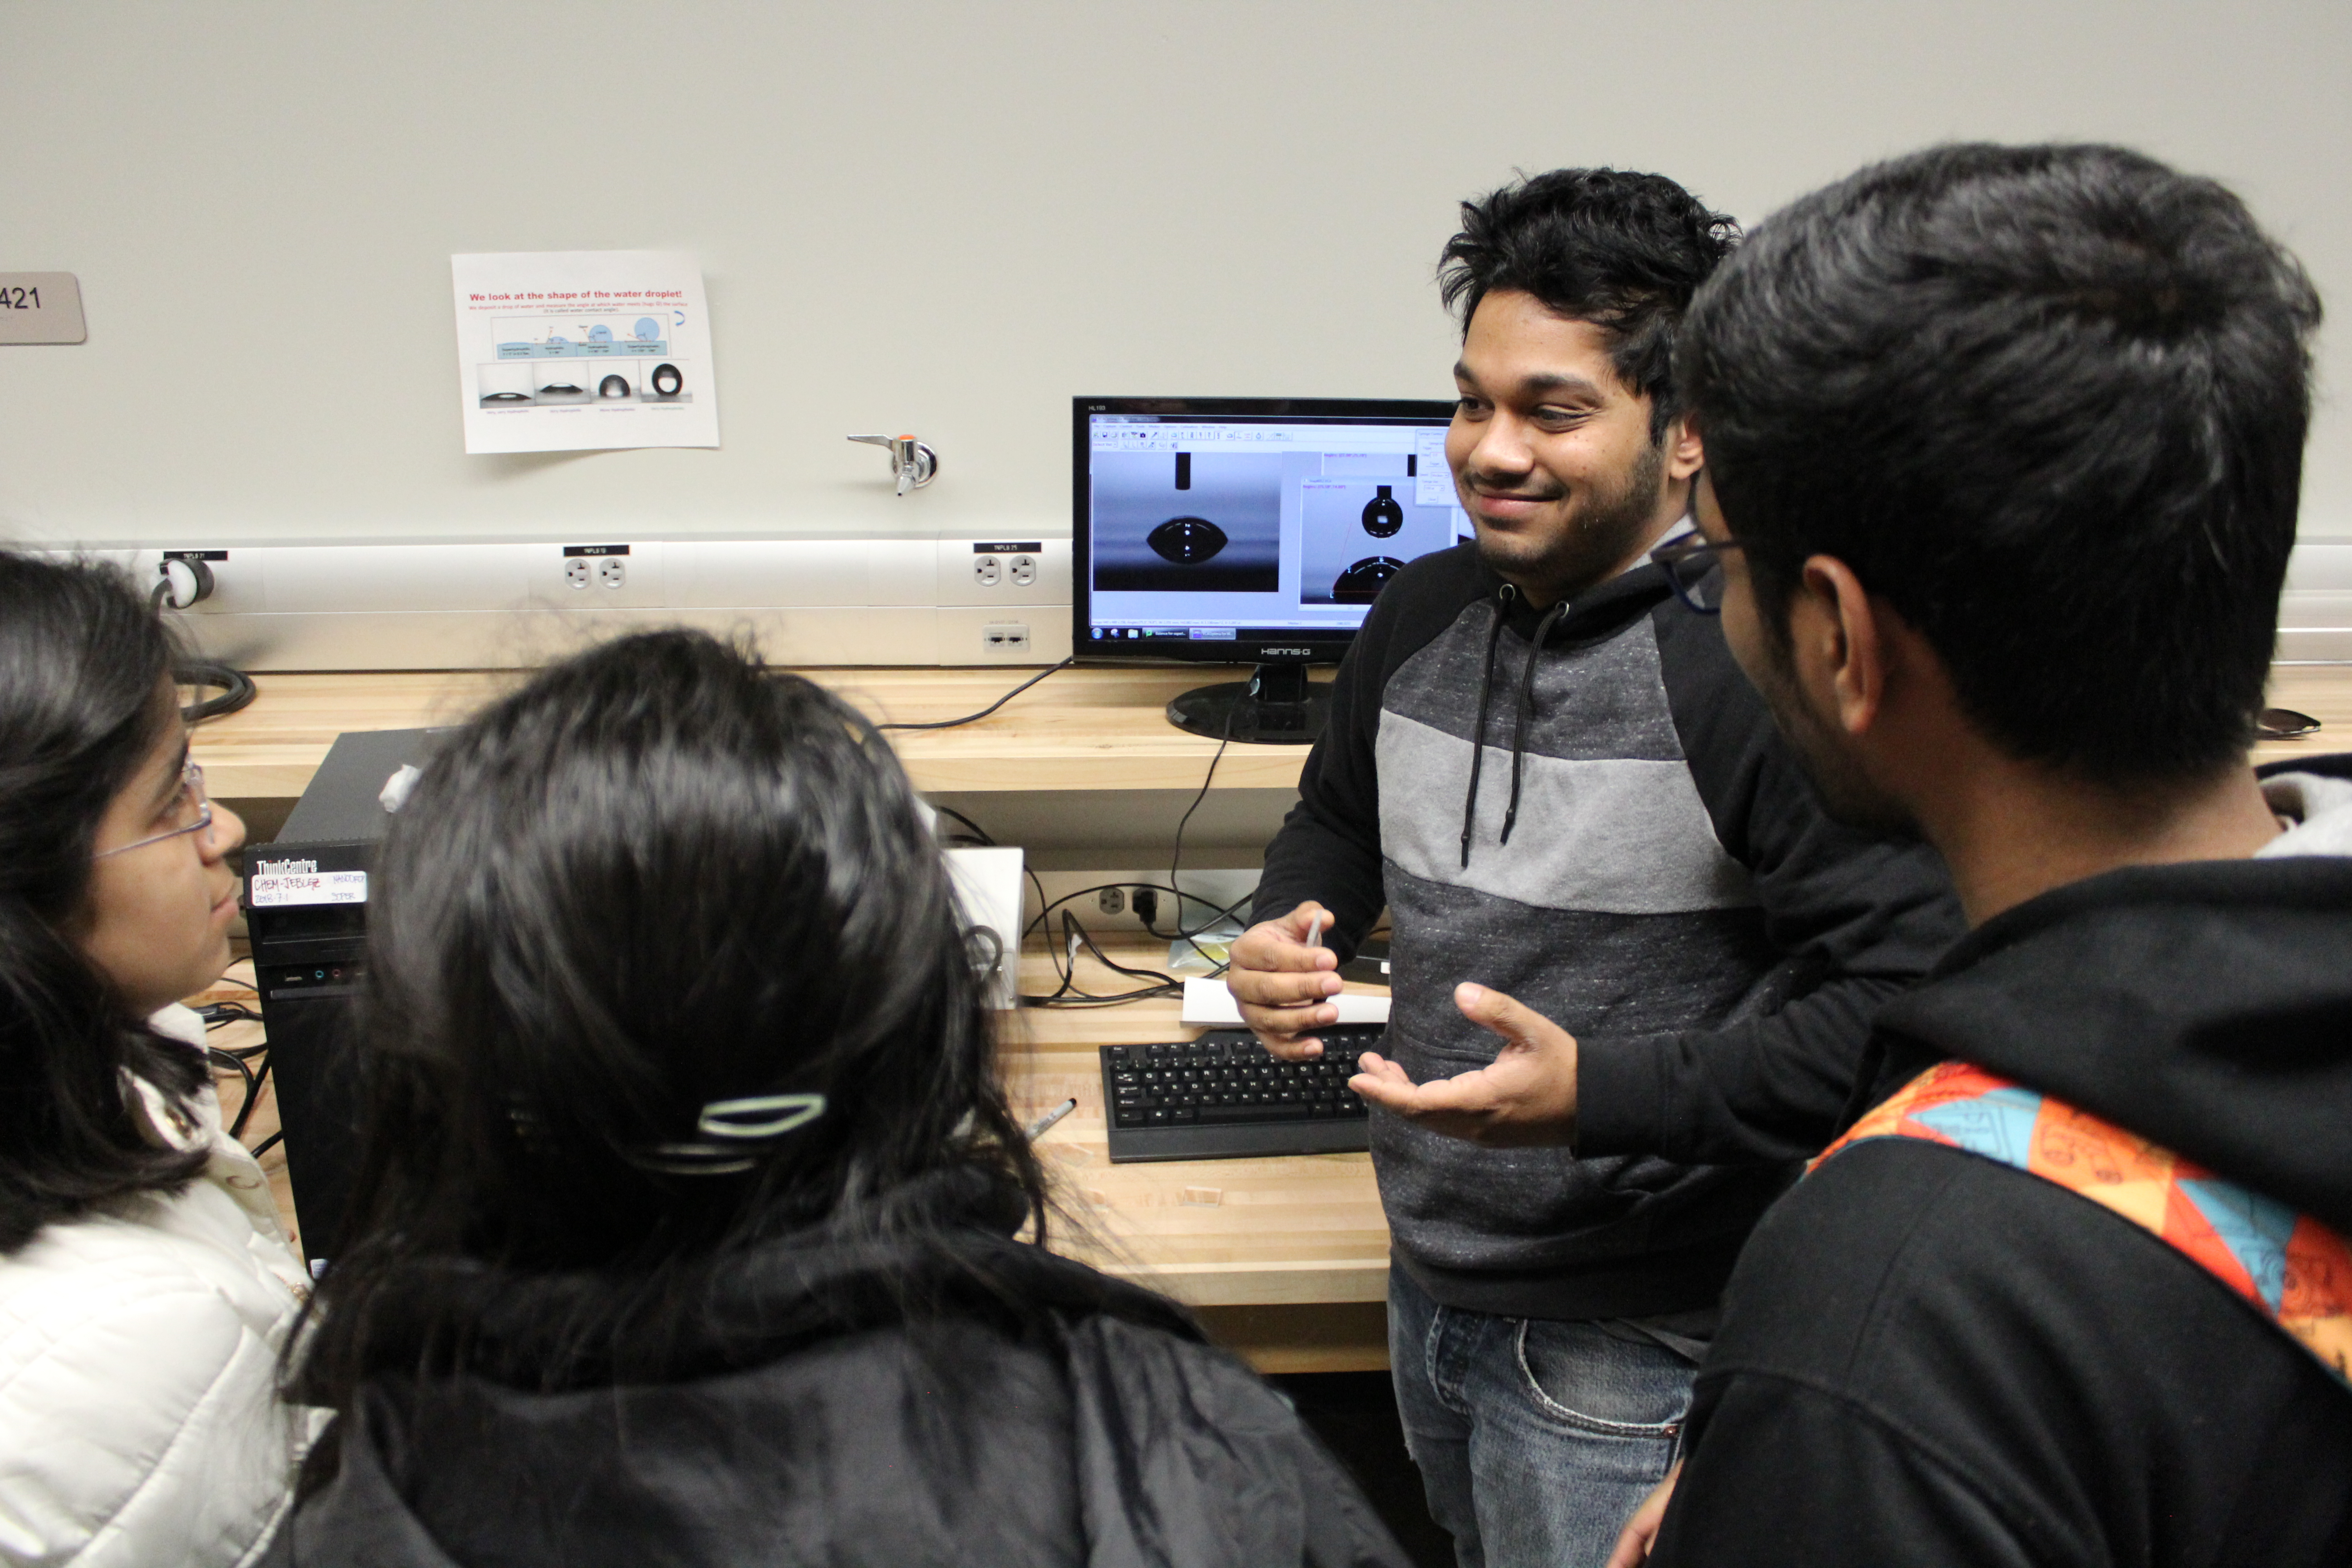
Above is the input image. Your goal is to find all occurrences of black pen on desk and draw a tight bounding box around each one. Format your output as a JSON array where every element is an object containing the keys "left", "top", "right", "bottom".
[{"left": 1026, "top": 1098, "right": 1077, "bottom": 1138}]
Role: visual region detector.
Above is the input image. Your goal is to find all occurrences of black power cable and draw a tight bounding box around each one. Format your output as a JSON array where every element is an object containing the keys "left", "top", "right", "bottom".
[
  {"left": 241, "top": 1055, "right": 272, "bottom": 1137},
  {"left": 206, "top": 1046, "right": 269, "bottom": 1140},
  {"left": 878, "top": 658, "right": 1073, "bottom": 731},
  {"left": 178, "top": 659, "right": 257, "bottom": 723},
  {"left": 931, "top": 805, "right": 997, "bottom": 844},
  {"left": 1163, "top": 713, "right": 1241, "bottom": 968}
]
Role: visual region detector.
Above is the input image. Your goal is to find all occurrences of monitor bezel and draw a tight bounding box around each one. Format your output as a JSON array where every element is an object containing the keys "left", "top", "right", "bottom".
[{"left": 1071, "top": 395, "right": 1460, "bottom": 667}]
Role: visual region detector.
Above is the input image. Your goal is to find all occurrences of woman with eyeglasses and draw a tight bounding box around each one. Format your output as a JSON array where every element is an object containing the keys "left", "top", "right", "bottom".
[
  {"left": 0, "top": 553, "right": 318, "bottom": 1564},
  {"left": 263, "top": 628, "right": 1405, "bottom": 1568}
]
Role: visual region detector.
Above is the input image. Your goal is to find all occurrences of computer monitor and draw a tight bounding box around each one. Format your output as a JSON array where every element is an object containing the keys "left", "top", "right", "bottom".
[{"left": 1073, "top": 396, "right": 1464, "bottom": 743}]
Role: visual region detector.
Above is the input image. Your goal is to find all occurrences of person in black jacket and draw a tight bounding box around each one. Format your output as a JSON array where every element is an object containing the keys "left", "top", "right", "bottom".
[
  {"left": 1226, "top": 171, "right": 1963, "bottom": 1567},
  {"left": 1586, "top": 142, "right": 2352, "bottom": 1564},
  {"left": 264, "top": 630, "right": 1407, "bottom": 1568}
]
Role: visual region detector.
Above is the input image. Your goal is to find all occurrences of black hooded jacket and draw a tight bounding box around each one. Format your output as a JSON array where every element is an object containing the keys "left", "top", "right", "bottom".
[
  {"left": 262, "top": 1220, "right": 1408, "bottom": 1568},
  {"left": 1653, "top": 762, "right": 2352, "bottom": 1566}
]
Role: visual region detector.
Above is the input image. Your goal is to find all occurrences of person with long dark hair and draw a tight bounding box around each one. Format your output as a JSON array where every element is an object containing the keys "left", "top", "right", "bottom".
[
  {"left": 268, "top": 628, "right": 1404, "bottom": 1567},
  {"left": 0, "top": 552, "right": 317, "bottom": 1564}
]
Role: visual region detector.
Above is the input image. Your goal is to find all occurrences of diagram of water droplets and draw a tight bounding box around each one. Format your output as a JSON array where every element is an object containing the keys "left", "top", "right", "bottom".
[{"left": 476, "top": 312, "right": 691, "bottom": 409}]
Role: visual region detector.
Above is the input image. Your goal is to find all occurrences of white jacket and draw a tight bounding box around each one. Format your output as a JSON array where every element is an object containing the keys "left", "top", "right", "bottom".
[{"left": 0, "top": 1006, "right": 323, "bottom": 1566}]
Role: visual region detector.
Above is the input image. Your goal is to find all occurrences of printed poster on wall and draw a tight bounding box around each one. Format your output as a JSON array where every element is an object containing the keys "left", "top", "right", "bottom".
[{"left": 451, "top": 250, "right": 720, "bottom": 454}]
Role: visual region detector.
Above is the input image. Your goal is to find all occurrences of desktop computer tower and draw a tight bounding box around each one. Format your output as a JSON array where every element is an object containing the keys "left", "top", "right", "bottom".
[{"left": 242, "top": 727, "right": 443, "bottom": 1269}]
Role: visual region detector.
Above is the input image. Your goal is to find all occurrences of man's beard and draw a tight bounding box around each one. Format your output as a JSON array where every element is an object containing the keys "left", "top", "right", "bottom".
[
  {"left": 1471, "top": 437, "right": 1667, "bottom": 598},
  {"left": 1747, "top": 629, "right": 1919, "bottom": 838}
]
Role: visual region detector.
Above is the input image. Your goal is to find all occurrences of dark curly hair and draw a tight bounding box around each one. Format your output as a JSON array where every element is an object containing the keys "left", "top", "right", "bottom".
[{"left": 1440, "top": 168, "right": 1740, "bottom": 441}]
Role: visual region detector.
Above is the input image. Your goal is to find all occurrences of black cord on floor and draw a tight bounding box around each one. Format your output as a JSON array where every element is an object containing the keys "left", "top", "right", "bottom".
[
  {"left": 248, "top": 1131, "right": 283, "bottom": 1159},
  {"left": 879, "top": 658, "right": 1073, "bottom": 731}
]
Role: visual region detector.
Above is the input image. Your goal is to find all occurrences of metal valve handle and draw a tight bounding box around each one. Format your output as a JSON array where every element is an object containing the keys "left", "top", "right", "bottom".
[{"left": 847, "top": 433, "right": 939, "bottom": 496}]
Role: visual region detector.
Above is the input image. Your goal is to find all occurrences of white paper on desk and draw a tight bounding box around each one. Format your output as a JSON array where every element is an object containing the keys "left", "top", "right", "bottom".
[
  {"left": 1181, "top": 977, "right": 1390, "bottom": 1028},
  {"left": 452, "top": 250, "right": 719, "bottom": 455}
]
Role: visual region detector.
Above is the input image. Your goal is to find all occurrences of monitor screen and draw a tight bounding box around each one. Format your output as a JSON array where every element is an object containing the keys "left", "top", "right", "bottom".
[{"left": 1073, "top": 397, "right": 1466, "bottom": 664}]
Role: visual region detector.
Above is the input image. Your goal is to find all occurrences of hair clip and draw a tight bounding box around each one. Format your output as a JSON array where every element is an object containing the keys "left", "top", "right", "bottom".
[
  {"left": 625, "top": 1093, "right": 828, "bottom": 1176},
  {"left": 696, "top": 1093, "right": 827, "bottom": 1140}
]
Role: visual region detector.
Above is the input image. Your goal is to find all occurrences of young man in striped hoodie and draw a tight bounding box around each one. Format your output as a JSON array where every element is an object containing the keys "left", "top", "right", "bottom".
[{"left": 1227, "top": 170, "right": 1962, "bottom": 1568}]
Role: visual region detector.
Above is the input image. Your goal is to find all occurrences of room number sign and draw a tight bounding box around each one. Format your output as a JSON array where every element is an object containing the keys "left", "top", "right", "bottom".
[{"left": 0, "top": 273, "right": 87, "bottom": 344}]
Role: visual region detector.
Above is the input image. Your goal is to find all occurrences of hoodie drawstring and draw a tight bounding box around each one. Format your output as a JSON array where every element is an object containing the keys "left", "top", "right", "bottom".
[
  {"left": 1500, "top": 600, "right": 1569, "bottom": 846},
  {"left": 1458, "top": 585, "right": 1514, "bottom": 868}
]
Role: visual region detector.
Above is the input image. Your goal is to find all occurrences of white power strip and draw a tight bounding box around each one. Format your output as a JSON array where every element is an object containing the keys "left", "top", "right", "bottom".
[
  {"left": 49, "top": 533, "right": 1072, "bottom": 670},
  {"left": 43, "top": 534, "right": 2352, "bottom": 666}
]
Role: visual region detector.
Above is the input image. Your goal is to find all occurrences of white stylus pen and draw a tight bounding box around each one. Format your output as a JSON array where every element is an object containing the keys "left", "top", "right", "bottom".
[{"left": 1305, "top": 912, "right": 1327, "bottom": 952}]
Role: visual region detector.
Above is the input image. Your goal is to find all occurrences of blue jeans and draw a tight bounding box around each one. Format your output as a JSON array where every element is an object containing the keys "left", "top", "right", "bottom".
[{"left": 1389, "top": 1269, "right": 1695, "bottom": 1568}]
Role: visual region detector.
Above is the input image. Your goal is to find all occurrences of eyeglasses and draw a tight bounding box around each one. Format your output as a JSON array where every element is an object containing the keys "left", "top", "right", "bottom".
[
  {"left": 94, "top": 760, "right": 215, "bottom": 860},
  {"left": 1649, "top": 533, "right": 1744, "bottom": 616}
]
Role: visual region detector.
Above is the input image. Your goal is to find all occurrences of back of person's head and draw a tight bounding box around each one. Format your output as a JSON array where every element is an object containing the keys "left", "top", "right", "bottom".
[
  {"left": 0, "top": 552, "right": 207, "bottom": 1252},
  {"left": 1440, "top": 167, "right": 1740, "bottom": 439},
  {"left": 299, "top": 629, "right": 1044, "bottom": 1395},
  {"left": 1679, "top": 142, "right": 2323, "bottom": 785}
]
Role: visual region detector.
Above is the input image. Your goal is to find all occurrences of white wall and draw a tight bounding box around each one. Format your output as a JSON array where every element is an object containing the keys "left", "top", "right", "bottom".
[{"left": 3, "top": 0, "right": 2347, "bottom": 546}]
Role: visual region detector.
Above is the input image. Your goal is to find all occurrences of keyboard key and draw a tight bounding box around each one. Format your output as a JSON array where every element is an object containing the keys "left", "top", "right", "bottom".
[{"left": 1199, "top": 1102, "right": 1309, "bottom": 1124}]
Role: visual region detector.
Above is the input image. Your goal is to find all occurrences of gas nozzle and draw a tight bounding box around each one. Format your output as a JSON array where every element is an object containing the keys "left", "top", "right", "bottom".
[{"left": 847, "top": 433, "right": 939, "bottom": 496}]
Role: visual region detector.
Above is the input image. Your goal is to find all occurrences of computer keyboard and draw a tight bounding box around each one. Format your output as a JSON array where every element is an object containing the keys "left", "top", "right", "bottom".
[{"left": 1101, "top": 1025, "right": 1389, "bottom": 1162}]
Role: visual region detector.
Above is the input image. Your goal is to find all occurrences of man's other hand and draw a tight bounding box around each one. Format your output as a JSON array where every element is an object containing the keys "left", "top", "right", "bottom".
[
  {"left": 1226, "top": 902, "right": 1343, "bottom": 1060},
  {"left": 1603, "top": 1460, "right": 1681, "bottom": 1567},
  {"left": 1346, "top": 982, "right": 1580, "bottom": 1146}
]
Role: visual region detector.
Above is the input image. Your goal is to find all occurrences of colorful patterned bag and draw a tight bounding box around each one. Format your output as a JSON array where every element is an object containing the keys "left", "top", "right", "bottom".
[{"left": 1815, "top": 1060, "right": 2352, "bottom": 1390}]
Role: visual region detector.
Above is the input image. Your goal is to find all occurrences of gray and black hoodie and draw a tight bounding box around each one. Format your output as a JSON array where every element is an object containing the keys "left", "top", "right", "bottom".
[{"left": 1253, "top": 541, "right": 1964, "bottom": 1321}]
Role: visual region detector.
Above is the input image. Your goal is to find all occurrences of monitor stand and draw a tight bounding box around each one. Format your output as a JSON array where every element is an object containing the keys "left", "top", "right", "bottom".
[{"left": 1165, "top": 661, "right": 1331, "bottom": 745}]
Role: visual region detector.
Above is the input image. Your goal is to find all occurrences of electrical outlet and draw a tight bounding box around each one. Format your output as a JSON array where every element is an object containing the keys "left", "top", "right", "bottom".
[
  {"left": 983, "top": 622, "right": 1030, "bottom": 652},
  {"left": 974, "top": 554, "right": 1002, "bottom": 586},
  {"left": 564, "top": 559, "right": 591, "bottom": 589},
  {"left": 1010, "top": 554, "right": 1037, "bottom": 586},
  {"left": 1097, "top": 887, "right": 1126, "bottom": 915},
  {"left": 598, "top": 557, "right": 626, "bottom": 590}
]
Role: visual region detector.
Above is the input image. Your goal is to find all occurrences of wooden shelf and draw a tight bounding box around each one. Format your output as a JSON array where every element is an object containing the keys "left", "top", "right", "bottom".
[
  {"left": 190, "top": 665, "right": 1313, "bottom": 799},
  {"left": 191, "top": 662, "right": 2352, "bottom": 803}
]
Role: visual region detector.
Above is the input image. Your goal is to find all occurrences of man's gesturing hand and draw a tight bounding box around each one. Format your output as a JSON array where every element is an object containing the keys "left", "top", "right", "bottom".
[
  {"left": 1225, "top": 902, "right": 1343, "bottom": 1060},
  {"left": 1346, "top": 982, "right": 1580, "bottom": 1146}
]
